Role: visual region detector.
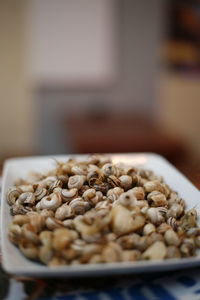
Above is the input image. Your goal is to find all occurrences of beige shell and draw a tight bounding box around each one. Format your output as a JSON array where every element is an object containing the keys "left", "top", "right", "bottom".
[
  {"left": 39, "top": 192, "right": 62, "bottom": 211},
  {"left": 10, "top": 203, "right": 32, "bottom": 216},
  {"left": 55, "top": 203, "right": 73, "bottom": 220},
  {"left": 39, "top": 230, "right": 53, "bottom": 247},
  {"left": 18, "top": 192, "right": 35, "bottom": 206},
  {"left": 132, "top": 187, "right": 145, "bottom": 200},
  {"left": 119, "top": 175, "right": 132, "bottom": 190},
  {"left": 117, "top": 233, "right": 140, "bottom": 249},
  {"left": 28, "top": 213, "right": 45, "bottom": 233},
  {"left": 34, "top": 187, "right": 47, "bottom": 201},
  {"left": 69, "top": 198, "right": 90, "bottom": 215},
  {"left": 164, "top": 229, "right": 180, "bottom": 247},
  {"left": 144, "top": 180, "right": 166, "bottom": 194},
  {"left": 61, "top": 188, "right": 78, "bottom": 203},
  {"left": 146, "top": 207, "right": 165, "bottom": 225},
  {"left": 8, "top": 224, "right": 22, "bottom": 244},
  {"left": 167, "top": 217, "right": 178, "bottom": 231},
  {"left": 111, "top": 204, "right": 145, "bottom": 236},
  {"left": 147, "top": 191, "right": 167, "bottom": 207},
  {"left": 102, "top": 242, "right": 122, "bottom": 262},
  {"left": 39, "top": 209, "right": 54, "bottom": 218},
  {"left": 62, "top": 248, "right": 77, "bottom": 261},
  {"left": 101, "top": 163, "right": 118, "bottom": 177},
  {"left": 157, "top": 222, "right": 172, "bottom": 234},
  {"left": 19, "top": 240, "right": 38, "bottom": 260},
  {"left": 46, "top": 217, "right": 63, "bottom": 230},
  {"left": 143, "top": 223, "right": 156, "bottom": 236},
  {"left": 166, "top": 246, "right": 181, "bottom": 259},
  {"left": 7, "top": 187, "right": 22, "bottom": 206},
  {"left": 142, "top": 241, "right": 167, "bottom": 260},
  {"left": 21, "top": 223, "right": 40, "bottom": 244},
  {"left": 68, "top": 175, "right": 85, "bottom": 190},
  {"left": 181, "top": 209, "right": 197, "bottom": 230},
  {"left": 107, "top": 175, "right": 121, "bottom": 188},
  {"left": 12, "top": 215, "right": 29, "bottom": 226},
  {"left": 107, "top": 187, "right": 124, "bottom": 202},
  {"left": 121, "top": 250, "right": 141, "bottom": 262},
  {"left": 52, "top": 228, "right": 77, "bottom": 251},
  {"left": 39, "top": 245, "right": 54, "bottom": 265},
  {"left": 71, "top": 164, "right": 87, "bottom": 176},
  {"left": 167, "top": 203, "right": 184, "bottom": 218}
]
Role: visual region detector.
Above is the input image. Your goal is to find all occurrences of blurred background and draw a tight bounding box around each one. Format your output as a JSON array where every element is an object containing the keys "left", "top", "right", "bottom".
[{"left": 0, "top": 0, "right": 200, "bottom": 185}]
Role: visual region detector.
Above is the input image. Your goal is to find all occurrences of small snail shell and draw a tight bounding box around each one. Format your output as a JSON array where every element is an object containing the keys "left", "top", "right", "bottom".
[
  {"left": 61, "top": 188, "right": 78, "bottom": 203},
  {"left": 107, "top": 187, "right": 124, "bottom": 202},
  {"left": 144, "top": 180, "right": 166, "bottom": 194},
  {"left": 157, "top": 222, "right": 171, "bottom": 234},
  {"left": 21, "top": 224, "right": 40, "bottom": 244},
  {"left": 28, "top": 213, "right": 46, "bottom": 233},
  {"left": 52, "top": 228, "right": 77, "bottom": 251},
  {"left": 39, "top": 230, "right": 53, "bottom": 247},
  {"left": 119, "top": 175, "right": 132, "bottom": 190},
  {"left": 69, "top": 198, "right": 90, "bottom": 215},
  {"left": 71, "top": 164, "right": 87, "bottom": 175},
  {"left": 18, "top": 192, "right": 35, "bottom": 206},
  {"left": 68, "top": 175, "right": 85, "bottom": 190},
  {"left": 121, "top": 250, "right": 141, "bottom": 262},
  {"left": 8, "top": 224, "right": 22, "bottom": 244},
  {"left": 143, "top": 223, "right": 156, "bottom": 236},
  {"left": 149, "top": 232, "right": 164, "bottom": 243},
  {"left": 107, "top": 175, "right": 120, "bottom": 188},
  {"left": 82, "top": 188, "right": 96, "bottom": 201},
  {"left": 180, "top": 241, "right": 194, "bottom": 257},
  {"left": 19, "top": 240, "right": 38, "bottom": 260},
  {"left": 132, "top": 187, "right": 145, "bottom": 200},
  {"left": 167, "top": 217, "right": 178, "bottom": 231},
  {"left": 34, "top": 187, "right": 47, "bottom": 201},
  {"left": 39, "top": 192, "right": 62, "bottom": 211},
  {"left": 39, "top": 209, "right": 54, "bottom": 218},
  {"left": 164, "top": 229, "right": 180, "bottom": 247},
  {"left": 12, "top": 215, "right": 29, "bottom": 226},
  {"left": 7, "top": 187, "right": 22, "bottom": 206},
  {"left": 167, "top": 203, "right": 184, "bottom": 218},
  {"left": 40, "top": 176, "right": 57, "bottom": 188},
  {"left": 146, "top": 207, "right": 164, "bottom": 225},
  {"left": 102, "top": 242, "right": 122, "bottom": 263},
  {"left": 55, "top": 203, "right": 73, "bottom": 220},
  {"left": 39, "top": 245, "right": 54, "bottom": 265},
  {"left": 166, "top": 246, "right": 181, "bottom": 259},
  {"left": 147, "top": 191, "right": 167, "bottom": 207},
  {"left": 10, "top": 204, "right": 32, "bottom": 216},
  {"left": 46, "top": 217, "right": 63, "bottom": 230},
  {"left": 101, "top": 163, "right": 117, "bottom": 177},
  {"left": 195, "top": 236, "right": 200, "bottom": 248},
  {"left": 49, "top": 179, "right": 63, "bottom": 193},
  {"left": 118, "top": 190, "right": 137, "bottom": 207},
  {"left": 142, "top": 241, "right": 167, "bottom": 260}
]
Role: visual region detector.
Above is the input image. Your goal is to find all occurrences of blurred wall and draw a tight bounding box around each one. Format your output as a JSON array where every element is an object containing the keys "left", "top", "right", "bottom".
[
  {"left": 157, "top": 73, "right": 200, "bottom": 161},
  {"left": 0, "top": 0, "right": 34, "bottom": 157},
  {"left": 1, "top": 0, "right": 199, "bottom": 160}
]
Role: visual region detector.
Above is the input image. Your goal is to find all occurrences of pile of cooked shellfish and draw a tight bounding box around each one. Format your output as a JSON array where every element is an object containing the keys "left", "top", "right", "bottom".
[{"left": 7, "top": 154, "right": 200, "bottom": 266}]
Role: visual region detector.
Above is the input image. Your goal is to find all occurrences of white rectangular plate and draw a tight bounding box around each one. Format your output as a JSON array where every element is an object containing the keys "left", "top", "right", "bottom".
[{"left": 1, "top": 153, "right": 200, "bottom": 277}]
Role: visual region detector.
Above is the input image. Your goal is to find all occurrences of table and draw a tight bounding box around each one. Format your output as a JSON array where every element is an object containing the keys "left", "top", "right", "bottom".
[{"left": 1, "top": 176, "right": 200, "bottom": 300}]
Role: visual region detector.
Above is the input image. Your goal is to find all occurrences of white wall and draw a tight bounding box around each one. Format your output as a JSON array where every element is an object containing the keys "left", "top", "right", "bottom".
[{"left": 26, "top": 0, "right": 117, "bottom": 87}]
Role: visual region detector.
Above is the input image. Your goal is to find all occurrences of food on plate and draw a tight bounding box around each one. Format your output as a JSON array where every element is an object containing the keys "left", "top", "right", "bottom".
[{"left": 6, "top": 154, "right": 200, "bottom": 266}]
